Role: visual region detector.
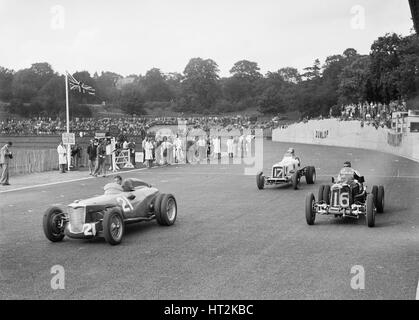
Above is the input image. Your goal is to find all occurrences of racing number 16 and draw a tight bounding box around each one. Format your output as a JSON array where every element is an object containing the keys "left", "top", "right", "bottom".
[
  {"left": 117, "top": 196, "right": 134, "bottom": 213},
  {"left": 340, "top": 192, "right": 350, "bottom": 207}
]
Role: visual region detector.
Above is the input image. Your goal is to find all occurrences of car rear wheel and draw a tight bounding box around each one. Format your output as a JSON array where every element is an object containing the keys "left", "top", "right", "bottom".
[
  {"left": 371, "top": 185, "right": 378, "bottom": 207},
  {"left": 305, "top": 166, "right": 316, "bottom": 184},
  {"left": 318, "top": 185, "right": 325, "bottom": 202},
  {"left": 323, "top": 185, "right": 331, "bottom": 205},
  {"left": 376, "top": 186, "right": 385, "bottom": 213},
  {"left": 43, "top": 206, "right": 66, "bottom": 242},
  {"left": 256, "top": 171, "right": 265, "bottom": 190},
  {"left": 291, "top": 172, "right": 299, "bottom": 190},
  {"left": 156, "top": 194, "right": 177, "bottom": 226},
  {"left": 103, "top": 208, "right": 124, "bottom": 245},
  {"left": 305, "top": 193, "right": 316, "bottom": 225},
  {"left": 366, "top": 194, "right": 375, "bottom": 228}
]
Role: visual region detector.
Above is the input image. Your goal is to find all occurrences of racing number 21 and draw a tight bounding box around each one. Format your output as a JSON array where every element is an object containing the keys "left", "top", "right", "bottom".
[{"left": 117, "top": 196, "right": 134, "bottom": 213}]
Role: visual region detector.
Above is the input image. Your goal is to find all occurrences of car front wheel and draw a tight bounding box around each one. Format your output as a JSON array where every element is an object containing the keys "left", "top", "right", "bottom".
[
  {"left": 103, "top": 208, "right": 125, "bottom": 245},
  {"left": 43, "top": 207, "right": 66, "bottom": 242}
]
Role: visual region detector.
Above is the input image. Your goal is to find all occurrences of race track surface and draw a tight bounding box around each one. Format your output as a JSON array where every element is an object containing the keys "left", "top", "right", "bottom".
[{"left": 1, "top": 140, "right": 419, "bottom": 300}]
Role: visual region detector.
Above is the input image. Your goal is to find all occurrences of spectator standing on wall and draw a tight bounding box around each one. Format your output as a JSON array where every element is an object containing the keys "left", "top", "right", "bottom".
[
  {"left": 93, "top": 139, "right": 107, "bottom": 177},
  {"left": 71, "top": 143, "right": 82, "bottom": 170},
  {"left": 57, "top": 141, "right": 67, "bottom": 173},
  {"left": 160, "top": 136, "right": 172, "bottom": 165},
  {"left": 144, "top": 137, "right": 154, "bottom": 168},
  {"left": 226, "top": 136, "right": 234, "bottom": 158},
  {"left": 87, "top": 139, "right": 97, "bottom": 175},
  {"left": 0, "top": 141, "right": 13, "bottom": 185}
]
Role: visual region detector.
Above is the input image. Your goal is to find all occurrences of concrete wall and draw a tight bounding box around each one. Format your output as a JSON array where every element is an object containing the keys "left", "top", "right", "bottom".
[{"left": 272, "top": 119, "right": 419, "bottom": 162}]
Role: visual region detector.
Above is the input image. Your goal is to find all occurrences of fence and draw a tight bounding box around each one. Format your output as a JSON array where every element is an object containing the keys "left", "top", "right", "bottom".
[{"left": 8, "top": 149, "right": 59, "bottom": 175}]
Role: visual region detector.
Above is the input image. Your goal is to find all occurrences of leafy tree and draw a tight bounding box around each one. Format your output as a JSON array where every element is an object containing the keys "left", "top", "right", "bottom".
[
  {"left": 0, "top": 66, "right": 14, "bottom": 101},
  {"left": 120, "top": 83, "right": 146, "bottom": 115},
  {"left": 141, "top": 68, "right": 173, "bottom": 102},
  {"left": 181, "top": 57, "right": 221, "bottom": 111}
]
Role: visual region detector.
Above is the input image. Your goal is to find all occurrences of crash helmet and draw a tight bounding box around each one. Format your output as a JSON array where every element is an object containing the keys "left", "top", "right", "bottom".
[
  {"left": 287, "top": 148, "right": 295, "bottom": 155},
  {"left": 343, "top": 161, "right": 351, "bottom": 168}
]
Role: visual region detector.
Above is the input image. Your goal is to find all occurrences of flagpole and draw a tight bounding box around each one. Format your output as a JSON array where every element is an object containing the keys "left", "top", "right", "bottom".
[{"left": 65, "top": 72, "right": 71, "bottom": 171}]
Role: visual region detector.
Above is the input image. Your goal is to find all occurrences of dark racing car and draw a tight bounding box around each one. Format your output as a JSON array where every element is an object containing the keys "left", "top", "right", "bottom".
[
  {"left": 305, "top": 174, "right": 384, "bottom": 228},
  {"left": 42, "top": 178, "right": 177, "bottom": 245}
]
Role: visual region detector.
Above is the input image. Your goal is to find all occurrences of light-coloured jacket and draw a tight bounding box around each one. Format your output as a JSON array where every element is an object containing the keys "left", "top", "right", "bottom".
[
  {"left": 0, "top": 144, "right": 11, "bottom": 165},
  {"left": 57, "top": 144, "right": 67, "bottom": 165}
]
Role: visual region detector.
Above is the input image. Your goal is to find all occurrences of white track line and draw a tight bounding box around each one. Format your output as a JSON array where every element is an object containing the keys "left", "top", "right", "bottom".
[
  {"left": 0, "top": 167, "right": 148, "bottom": 194},
  {"left": 0, "top": 164, "right": 185, "bottom": 194}
]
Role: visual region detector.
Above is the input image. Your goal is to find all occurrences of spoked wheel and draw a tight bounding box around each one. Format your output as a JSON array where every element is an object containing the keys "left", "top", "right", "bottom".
[
  {"left": 43, "top": 207, "right": 66, "bottom": 242},
  {"left": 103, "top": 208, "right": 125, "bottom": 245},
  {"left": 156, "top": 193, "right": 177, "bottom": 226}
]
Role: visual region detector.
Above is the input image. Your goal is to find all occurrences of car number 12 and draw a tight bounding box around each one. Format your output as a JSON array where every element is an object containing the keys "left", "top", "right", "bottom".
[{"left": 117, "top": 196, "right": 134, "bottom": 213}]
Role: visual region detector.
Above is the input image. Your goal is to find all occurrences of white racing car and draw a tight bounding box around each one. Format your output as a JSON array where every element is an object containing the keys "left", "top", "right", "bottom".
[{"left": 256, "top": 148, "right": 316, "bottom": 190}]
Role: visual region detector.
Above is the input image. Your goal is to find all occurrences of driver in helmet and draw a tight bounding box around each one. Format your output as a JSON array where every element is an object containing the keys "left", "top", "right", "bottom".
[
  {"left": 337, "top": 161, "right": 360, "bottom": 183},
  {"left": 337, "top": 161, "right": 362, "bottom": 198},
  {"left": 283, "top": 148, "right": 296, "bottom": 158}
]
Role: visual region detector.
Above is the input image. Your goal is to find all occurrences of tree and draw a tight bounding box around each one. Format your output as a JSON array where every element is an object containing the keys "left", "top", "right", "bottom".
[
  {"left": 229, "top": 60, "right": 262, "bottom": 81},
  {"left": 120, "top": 83, "right": 146, "bottom": 115},
  {"left": 338, "top": 55, "right": 371, "bottom": 104},
  {"left": 141, "top": 68, "right": 173, "bottom": 102},
  {"left": 94, "top": 71, "right": 121, "bottom": 103},
  {"left": 181, "top": 58, "right": 221, "bottom": 111},
  {"left": 278, "top": 67, "right": 301, "bottom": 84},
  {"left": 302, "top": 59, "right": 321, "bottom": 81},
  {"left": 0, "top": 67, "right": 14, "bottom": 101},
  {"left": 11, "top": 62, "right": 55, "bottom": 102}
]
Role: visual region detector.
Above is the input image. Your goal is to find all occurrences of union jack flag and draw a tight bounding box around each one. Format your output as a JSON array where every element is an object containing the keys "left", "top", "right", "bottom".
[{"left": 66, "top": 72, "right": 95, "bottom": 95}]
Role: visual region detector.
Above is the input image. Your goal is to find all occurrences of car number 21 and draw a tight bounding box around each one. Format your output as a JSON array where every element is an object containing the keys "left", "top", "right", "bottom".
[{"left": 117, "top": 196, "right": 134, "bottom": 213}]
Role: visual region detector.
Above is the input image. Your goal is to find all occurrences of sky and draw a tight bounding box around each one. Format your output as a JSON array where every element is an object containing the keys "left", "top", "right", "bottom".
[{"left": 0, "top": 0, "right": 415, "bottom": 77}]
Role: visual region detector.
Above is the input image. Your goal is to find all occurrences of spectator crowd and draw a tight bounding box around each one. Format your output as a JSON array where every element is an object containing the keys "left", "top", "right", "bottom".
[{"left": 0, "top": 115, "right": 278, "bottom": 137}]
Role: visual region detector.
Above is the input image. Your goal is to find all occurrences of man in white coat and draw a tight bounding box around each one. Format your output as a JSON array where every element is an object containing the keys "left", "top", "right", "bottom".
[
  {"left": 226, "top": 136, "right": 234, "bottom": 158},
  {"left": 57, "top": 141, "right": 67, "bottom": 173},
  {"left": 173, "top": 134, "right": 183, "bottom": 163},
  {"left": 144, "top": 137, "right": 154, "bottom": 168},
  {"left": 212, "top": 136, "right": 221, "bottom": 160}
]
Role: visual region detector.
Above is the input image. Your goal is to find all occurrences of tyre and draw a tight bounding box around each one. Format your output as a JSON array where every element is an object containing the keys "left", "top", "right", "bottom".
[
  {"left": 371, "top": 185, "right": 378, "bottom": 207},
  {"left": 153, "top": 193, "right": 164, "bottom": 224},
  {"left": 318, "top": 185, "right": 325, "bottom": 202},
  {"left": 155, "top": 193, "right": 177, "bottom": 226},
  {"left": 291, "top": 172, "right": 299, "bottom": 190},
  {"left": 43, "top": 206, "right": 66, "bottom": 242},
  {"left": 256, "top": 171, "right": 265, "bottom": 190},
  {"left": 376, "top": 186, "right": 385, "bottom": 213},
  {"left": 103, "top": 208, "right": 125, "bottom": 245},
  {"left": 305, "top": 193, "right": 316, "bottom": 225},
  {"left": 305, "top": 166, "right": 316, "bottom": 184},
  {"left": 323, "top": 185, "right": 331, "bottom": 205},
  {"left": 365, "top": 194, "right": 375, "bottom": 228}
]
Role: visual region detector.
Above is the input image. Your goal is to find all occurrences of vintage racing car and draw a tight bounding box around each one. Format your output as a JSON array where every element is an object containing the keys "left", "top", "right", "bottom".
[
  {"left": 305, "top": 175, "right": 384, "bottom": 227},
  {"left": 42, "top": 178, "right": 177, "bottom": 245},
  {"left": 256, "top": 149, "right": 316, "bottom": 190}
]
